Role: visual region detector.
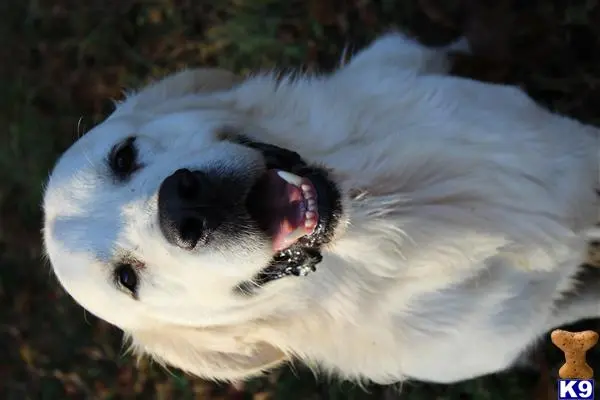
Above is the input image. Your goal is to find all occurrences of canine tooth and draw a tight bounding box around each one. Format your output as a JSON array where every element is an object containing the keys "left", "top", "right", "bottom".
[
  {"left": 277, "top": 170, "right": 303, "bottom": 187},
  {"left": 301, "top": 184, "right": 312, "bottom": 192},
  {"left": 285, "top": 226, "right": 307, "bottom": 243}
]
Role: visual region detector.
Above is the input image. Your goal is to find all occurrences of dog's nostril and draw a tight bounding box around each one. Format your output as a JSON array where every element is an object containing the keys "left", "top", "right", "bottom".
[
  {"left": 177, "top": 169, "right": 199, "bottom": 199},
  {"left": 177, "top": 217, "right": 204, "bottom": 249}
]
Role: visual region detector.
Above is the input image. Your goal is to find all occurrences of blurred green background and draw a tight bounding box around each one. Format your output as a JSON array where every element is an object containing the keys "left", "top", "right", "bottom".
[{"left": 2, "top": 0, "right": 600, "bottom": 399}]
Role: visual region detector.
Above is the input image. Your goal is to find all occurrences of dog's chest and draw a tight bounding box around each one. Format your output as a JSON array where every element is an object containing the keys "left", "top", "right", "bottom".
[
  {"left": 269, "top": 262, "right": 575, "bottom": 383},
  {"left": 280, "top": 298, "right": 539, "bottom": 383}
]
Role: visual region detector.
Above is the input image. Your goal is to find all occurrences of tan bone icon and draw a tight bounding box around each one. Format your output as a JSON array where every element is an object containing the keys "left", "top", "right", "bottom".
[{"left": 551, "top": 329, "right": 598, "bottom": 379}]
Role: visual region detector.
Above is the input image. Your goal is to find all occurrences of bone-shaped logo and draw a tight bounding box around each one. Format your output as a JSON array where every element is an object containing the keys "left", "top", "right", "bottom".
[{"left": 551, "top": 329, "right": 598, "bottom": 379}]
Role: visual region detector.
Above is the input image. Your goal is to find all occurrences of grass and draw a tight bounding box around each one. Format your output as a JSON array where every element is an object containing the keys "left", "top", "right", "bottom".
[{"left": 2, "top": 0, "right": 600, "bottom": 398}]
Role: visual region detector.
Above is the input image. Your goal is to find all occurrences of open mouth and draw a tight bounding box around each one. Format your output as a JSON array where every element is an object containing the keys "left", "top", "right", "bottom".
[
  {"left": 234, "top": 135, "right": 342, "bottom": 290},
  {"left": 247, "top": 169, "right": 319, "bottom": 252}
]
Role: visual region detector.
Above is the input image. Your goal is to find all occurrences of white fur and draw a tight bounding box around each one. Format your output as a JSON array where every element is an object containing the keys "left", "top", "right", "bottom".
[{"left": 43, "top": 34, "right": 600, "bottom": 384}]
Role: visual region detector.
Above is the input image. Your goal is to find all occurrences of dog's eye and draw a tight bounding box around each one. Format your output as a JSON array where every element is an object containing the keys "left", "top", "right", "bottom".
[
  {"left": 115, "top": 263, "right": 139, "bottom": 295},
  {"left": 109, "top": 137, "right": 138, "bottom": 179}
]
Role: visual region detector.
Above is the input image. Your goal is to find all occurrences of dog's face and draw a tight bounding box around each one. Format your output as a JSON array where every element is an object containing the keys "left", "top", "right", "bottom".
[{"left": 43, "top": 70, "right": 343, "bottom": 336}]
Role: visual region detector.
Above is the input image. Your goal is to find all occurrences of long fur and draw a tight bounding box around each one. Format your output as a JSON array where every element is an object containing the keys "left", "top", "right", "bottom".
[{"left": 43, "top": 33, "right": 600, "bottom": 385}]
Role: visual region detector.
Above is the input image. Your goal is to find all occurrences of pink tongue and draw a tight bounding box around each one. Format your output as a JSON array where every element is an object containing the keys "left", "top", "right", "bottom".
[{"left": 262, "top": 171, "right": 310, "bottom": 251}]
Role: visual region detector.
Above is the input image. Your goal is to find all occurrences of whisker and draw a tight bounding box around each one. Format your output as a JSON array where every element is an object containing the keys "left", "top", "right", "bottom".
[{"left": 76, "top": 116, "right": 86, "bottom": 139}]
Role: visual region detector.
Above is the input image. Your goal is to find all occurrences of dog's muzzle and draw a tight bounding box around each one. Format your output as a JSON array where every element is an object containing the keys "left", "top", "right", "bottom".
[{"left": 156, "top": 136, "right": 343, "bottom": 291}]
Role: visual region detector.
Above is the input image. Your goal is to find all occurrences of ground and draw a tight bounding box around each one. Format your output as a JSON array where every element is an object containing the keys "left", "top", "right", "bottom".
[{"left": 2, "top": 0, "right": 600, "bottom": 399}]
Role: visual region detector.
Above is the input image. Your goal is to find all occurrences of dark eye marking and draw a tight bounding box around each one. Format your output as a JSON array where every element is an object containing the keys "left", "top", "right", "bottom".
[
  {"left": 108, "top": 137, "right": 139, "bottom": 180},
  {"left": 113, "top": 263, "right": 139, "bottom": 297}
]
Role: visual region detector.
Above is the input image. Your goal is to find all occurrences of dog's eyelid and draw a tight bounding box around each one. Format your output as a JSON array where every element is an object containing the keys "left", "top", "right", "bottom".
[
  {"left": 109, "top": 136, "right": 136, "bottom": 156},
  {"left": 107, "top": 136, "right": 140, "bottom": 180},
  {"left": 112, "top": 261, "right": 143, "bottom": 298}
]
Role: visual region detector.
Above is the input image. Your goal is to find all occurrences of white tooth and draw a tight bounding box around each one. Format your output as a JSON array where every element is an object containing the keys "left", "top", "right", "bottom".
[
  {"left": 277, "top": 170, "right": 303, "bottom": 187},
  {"left": 306, "top": 211, "right": 316, "bottom": 219},
  {"left": 305, "top": 220, "right": 314, "bottom": 229},
  {"left": 308, "top": 199, "right": 316, "bottom": 209},
  {"left": 301, "top": 184, "right": 312, "bottom": 191},
  {"left": 285, "top": 226, "right": 306, "bottom": 243},
  {"left": 304, "top": 191, "right": 315, "bottom": 199}
]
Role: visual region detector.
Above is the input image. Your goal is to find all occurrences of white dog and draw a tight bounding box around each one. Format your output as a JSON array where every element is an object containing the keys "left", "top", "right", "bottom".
[{"left": 43, "top": 34, "right": 600, "bottom": 385}]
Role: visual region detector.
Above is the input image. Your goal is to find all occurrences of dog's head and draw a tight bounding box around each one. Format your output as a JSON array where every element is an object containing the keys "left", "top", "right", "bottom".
[{"left": 42, "top": 68, "right": 344, "bottom": 379}]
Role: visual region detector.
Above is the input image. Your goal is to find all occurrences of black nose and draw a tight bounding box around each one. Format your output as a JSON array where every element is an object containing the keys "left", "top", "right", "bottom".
[{"left": 158, "top": 168, "right": 217, "bottom": 249}]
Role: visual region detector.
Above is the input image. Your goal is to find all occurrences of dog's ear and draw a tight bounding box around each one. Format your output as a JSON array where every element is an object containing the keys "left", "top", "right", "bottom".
[
  {"left": 128, "top": 329, "right": 288, "bottom": 381},
  {"left": 113, "top": 68, "right": 241, "bottom": 116}
]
